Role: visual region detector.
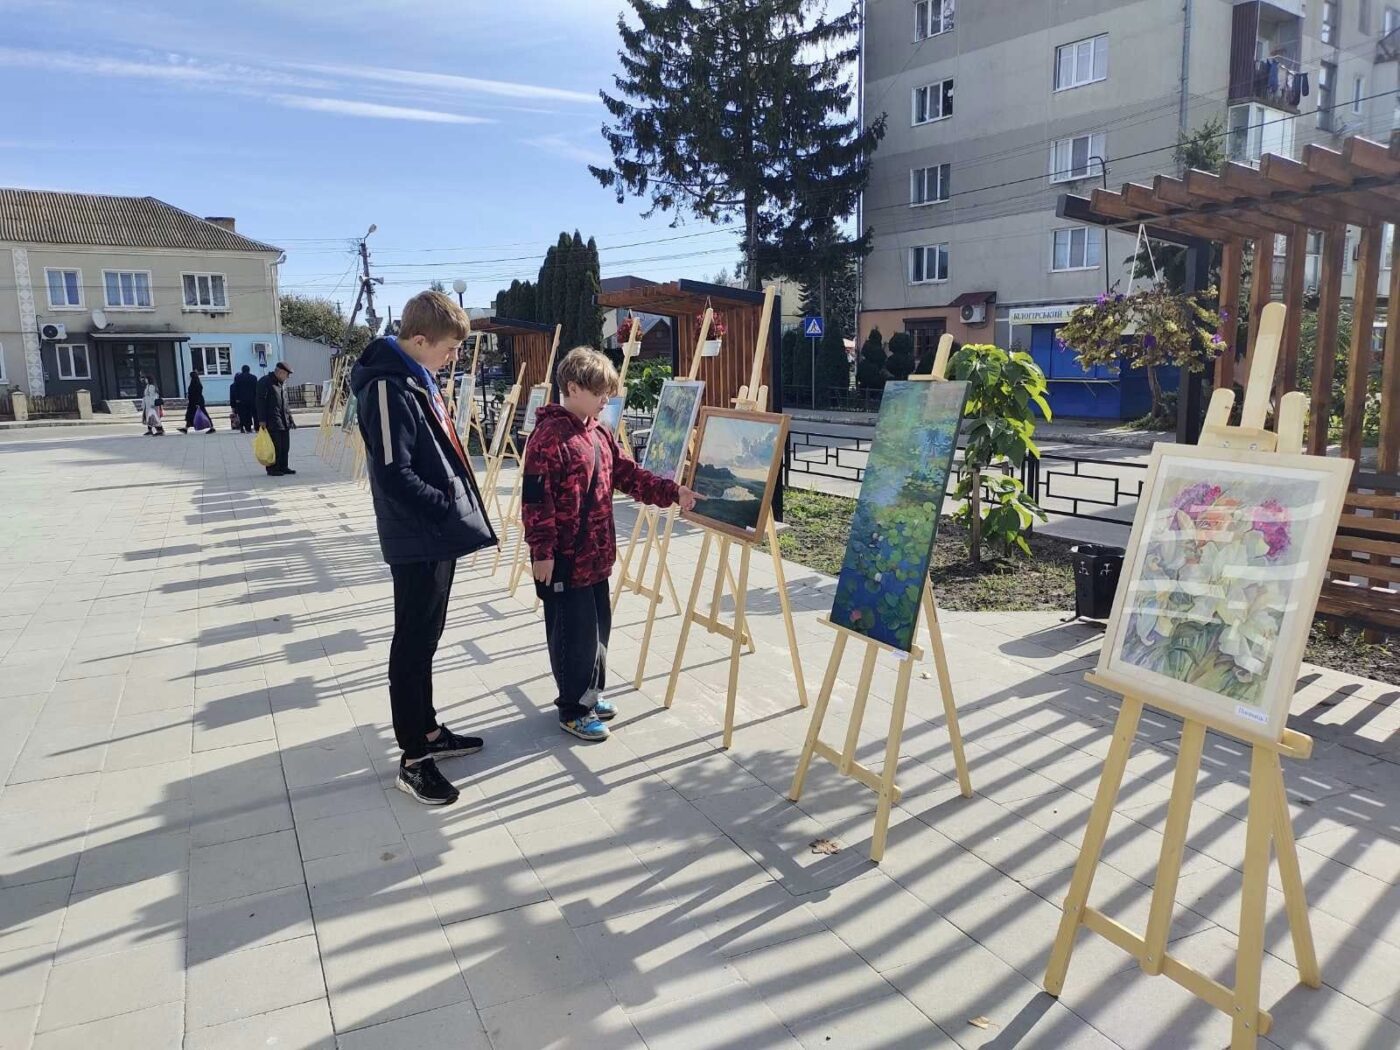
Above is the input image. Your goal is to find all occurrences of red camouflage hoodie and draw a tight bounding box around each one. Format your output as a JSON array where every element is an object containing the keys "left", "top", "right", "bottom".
[{"left": 522, "top": 403, "right": 680, "bottom": 587}]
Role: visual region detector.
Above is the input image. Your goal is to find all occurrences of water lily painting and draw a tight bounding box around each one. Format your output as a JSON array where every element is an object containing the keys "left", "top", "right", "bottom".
[
  {"left": 1101, "top": 445, "right": 1351, "bottom": 741},
  {"left": 830, "top": 380, "right": 969, "bottom": 653},
  {"left": 683, "top": 407, "right": 789, "bottom": 543}
]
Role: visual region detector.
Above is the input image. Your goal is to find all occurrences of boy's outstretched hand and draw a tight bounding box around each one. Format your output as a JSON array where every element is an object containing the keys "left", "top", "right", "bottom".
[
  {"left": 532, "top": 558, "right": 554, "bottom": 585},
  {"left": 677, "top": 485, "right": 698, "bottom": 512}
]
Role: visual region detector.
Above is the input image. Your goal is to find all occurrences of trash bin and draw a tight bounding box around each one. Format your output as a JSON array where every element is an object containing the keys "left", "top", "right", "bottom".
[{"left": 1071, "top": 544, "right": 1125, "bottom": 621}]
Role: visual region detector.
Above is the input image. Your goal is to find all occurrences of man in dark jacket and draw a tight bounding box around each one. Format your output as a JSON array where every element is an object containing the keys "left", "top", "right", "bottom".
[
  {"left": 231, "top": 365, "right": 258, "bottom": 432},
  {"left": 255, "top": 362, "right": 296, "bottom": 475},
  {"left": 352, "top": 291, "right": 496, "bottom": 805}
]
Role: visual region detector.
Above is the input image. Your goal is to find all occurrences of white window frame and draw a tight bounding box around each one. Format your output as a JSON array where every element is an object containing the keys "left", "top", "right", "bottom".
[
  {"left": 1387, "top": 6, "right": 1400, "bottom": 34},
  {"left": 1050, "top": 226, "right": 1104, "bottom": 272},
  {"left": 181, "top": 272, "right": 229, "bottom": 312},
  {"left": 910, "top": 163, "right": 951, "bottom": 206},
  {"left": 190, "top": 345, "right": 234, "bottom": 377},
  {"left": 44, "top": 267, "right": 83, "bottom": 310},
  {"left": 1353, "top": 76, "right": 1365, "bottom": 115},
  {"left": 1384, "top": 223, "right": 1395, "bottom": 271},
  {"left": 1322, "top": 0, "right": 1338, "bottom": 44},
  {"left": 914, "top": 0, "right": 954, "bottom": 41},
  {"left": 101, "top": 269, "right": 153, "bottom": 310},
  {"left": 55, "top": 342, "right": 90, "bottom": 380},
  {"left": 1054, "top": 34, "right": 1108, "bottom": 91},
  {"left": 1049, "top": 132, "right": 1106, "bottom": 183},
  {"left": 912, "top": 78, "right": 954, "bottom": 125},
  {"left": 1305, "top": 230, "right": 1323, "bottom": 290},
  {"left": 0, "top": 340, "right": 6, "bottom": 383},
  {"left": 908, "top": 243, "right": 950, "bottom": 284}
]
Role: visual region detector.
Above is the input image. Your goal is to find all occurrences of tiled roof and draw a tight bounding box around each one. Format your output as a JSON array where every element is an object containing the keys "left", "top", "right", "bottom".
[{"left": 0, "top": 189, "right": 281, "bottom": 254}]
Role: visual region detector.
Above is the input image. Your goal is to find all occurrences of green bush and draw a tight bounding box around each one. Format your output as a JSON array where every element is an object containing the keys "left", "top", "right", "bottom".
[
  {"left": 856, "top": 327, "right": 887, "bottom": 390},
  {"left": 886, "top": 331, "right": 915, "bottom": 380}
]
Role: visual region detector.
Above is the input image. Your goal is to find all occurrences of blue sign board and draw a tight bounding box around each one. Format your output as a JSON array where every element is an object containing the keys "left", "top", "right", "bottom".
[{"left": 802, "top": 316, "right": 824, "bottom": 338}]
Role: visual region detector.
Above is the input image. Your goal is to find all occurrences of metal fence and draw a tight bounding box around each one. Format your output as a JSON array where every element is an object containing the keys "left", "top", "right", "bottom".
[
  {"left": 781, "top": 387, "right": 885, "bottom": 413},
  {"left": 26, "top": 393, "right": 79, "bottom": 419},
  {"left": 783, "top": 426, "right": 1147, "bottom": 526},
  {"left": 0, "top": 389, "right": 11, "bottom": 419}
]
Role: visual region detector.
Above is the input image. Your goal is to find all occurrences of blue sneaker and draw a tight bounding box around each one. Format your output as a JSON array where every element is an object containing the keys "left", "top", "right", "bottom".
[
  {"left": 561, "top": 715, "right": 610, "bottom": 742},
  {"left": 592, "top": 698, "right": 617, "bottom": 722}
]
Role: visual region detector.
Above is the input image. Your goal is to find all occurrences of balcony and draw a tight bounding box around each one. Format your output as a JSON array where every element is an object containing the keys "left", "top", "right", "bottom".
[{"left": 1229, "top": 1, "right": 1304, "bottom": 112}]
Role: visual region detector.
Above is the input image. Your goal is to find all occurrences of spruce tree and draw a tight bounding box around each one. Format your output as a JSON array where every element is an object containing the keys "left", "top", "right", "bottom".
[
  {"left": 564, "top": 231, "right": 586, "bottom": 347},
  {"left": 536, "top": 245, "right": 557, "bottom": 328},
  {"left": 885, "top": 332, "right": 915, "bottom": 381},
  {"left": 780, "top": 328, "right": 802, "bottom": 396},
  {"left": 582, "top": 236, "right": 604, "bottom": 349},
  {"left": 817, "top": 326, "right": 850, "bottom": 405},
  {"left": 856, "top": 327, "right": 886, "bottom": 390},
  {"left": 799, "top": 255, "right": 858, "bottom": 338},
  {"left": 592, "top": 0, "right": 885, "bottom": 290}
]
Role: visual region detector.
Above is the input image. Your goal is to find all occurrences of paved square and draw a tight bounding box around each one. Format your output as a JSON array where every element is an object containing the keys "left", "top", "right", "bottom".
[{"left": 0, "top": 426, "right": 1396, "bottom": 1048}]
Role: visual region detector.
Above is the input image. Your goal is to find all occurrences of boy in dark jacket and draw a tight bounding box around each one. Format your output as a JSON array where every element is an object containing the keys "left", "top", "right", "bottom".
[
  {"left": 524, "top": 348, "right": 696, "bottom": 742},
  {"left": 351, "top": 291, "right": 497, "bottom": 805}
]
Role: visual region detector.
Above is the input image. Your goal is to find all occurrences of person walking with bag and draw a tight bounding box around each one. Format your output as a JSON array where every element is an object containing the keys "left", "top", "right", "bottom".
[
  {"left": 255, "top": 361, "right": 296, "bottom": 475},
  {"left": 141, "top": 375, "right": 165, "bottom": 436},
  {"left": 231, "top": 365, "right": 257, "bottom": 433},
  {"left": 180, "top": 370, "right": 214, "bottom": 434}
]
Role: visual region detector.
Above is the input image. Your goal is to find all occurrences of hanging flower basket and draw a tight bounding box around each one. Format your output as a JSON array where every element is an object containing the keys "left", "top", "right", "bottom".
[
  {"left": 617, "top": 316, "right": 641, "bottom": 347},
  {"left": 698, "top": 311, "right": 726, "bottom": 357}
]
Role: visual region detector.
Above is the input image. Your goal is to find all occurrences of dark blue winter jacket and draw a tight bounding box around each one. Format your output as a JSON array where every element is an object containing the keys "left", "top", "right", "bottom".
[{"left": 351, "top": 337, "right": 497, "bottom": 564}]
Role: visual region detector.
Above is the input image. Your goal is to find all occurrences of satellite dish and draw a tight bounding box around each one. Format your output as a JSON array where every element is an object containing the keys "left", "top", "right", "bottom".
[{"left": 91, "top": 309, "right": 110, "bottom": 330}]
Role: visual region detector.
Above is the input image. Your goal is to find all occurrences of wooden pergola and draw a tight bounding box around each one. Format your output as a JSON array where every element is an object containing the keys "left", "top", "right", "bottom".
[
  {"left": 595, "top": 278, "right": 781, "bottom": 411},
  {"left": 470, "top": 316, "right": 558, "bottom": 392},
  {"left": 1060, "top": 134, "right": 1399, "bottom": 635}
]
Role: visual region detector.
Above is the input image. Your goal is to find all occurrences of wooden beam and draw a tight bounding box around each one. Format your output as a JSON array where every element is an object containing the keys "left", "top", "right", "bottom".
[
  {"left": 1310, "top": 225, "right": 1347, "bottom": 456},
  {"left": 1090, "top": 188, "right": 1247, "bottom": 243},
  {"left": 1216, "top": 239, "right": 1244, "bottom": 391},
  {"left": 1244, "top": 233, "right": 1276, "bottom": 384},
  {"left": 1344, "top": 224, "right": 1383, "bottom": 462},
  {"left": 1342, "top": 137, "right": 1400, "bottom": 179},
  {"left": 1381, "top": 229, "right": 1400, "bottom": 473},
  {"left": 1279, "top": 224, "right": 1308, "bottom": 397},
  {"left": 1259, "top": 154, "right": 1329, "bottom": 192},
  {"left": 1121, "top": 183, "right": 1274, "bottom": 240}
]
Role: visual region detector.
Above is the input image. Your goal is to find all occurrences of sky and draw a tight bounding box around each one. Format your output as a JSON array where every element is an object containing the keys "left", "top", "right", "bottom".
[{"left": 0, "top": 0, "right": 742, "bottom": 318}]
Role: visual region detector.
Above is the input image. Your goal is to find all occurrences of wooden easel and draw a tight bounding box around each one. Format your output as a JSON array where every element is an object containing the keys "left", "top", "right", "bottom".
[
  {"left": 787, "top": 334, "right": 973, "bottom": 863},
  {"left": 315, "top": 354, "right": 353, "bottom": 460},
  {"left": 661, "top": 286, "right": 810, "bottom": 747},
  {"left": 612, "top": 316, "right": 642, "bottom": 453},
  {"left": 449, "top": 330, "right": 489, "bottom": 462},
  {"left": 1043, "top": 303, "right": 1321, "bottom": 1050},
  {"left": 472, "top": 365, "right": 526, "bottom": 569},
  {"left": 500, "top": 326, "right": 562, "bottom": 589},
  {"left": 621, "top": 306, "right": 750, "bottom": 686}
]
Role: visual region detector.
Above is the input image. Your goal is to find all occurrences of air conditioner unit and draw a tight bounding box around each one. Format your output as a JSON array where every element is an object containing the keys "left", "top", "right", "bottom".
[
  {"left": 39, "top": 322, "right": 66, "bottom": 341},
  {"left": 959, "top": 303, "right": 986, "bottom": 324}
]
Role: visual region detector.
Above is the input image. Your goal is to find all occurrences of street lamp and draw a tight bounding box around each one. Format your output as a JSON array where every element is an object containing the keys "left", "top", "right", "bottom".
[{"left": 452, "top": 279, "right": 467, "bottom": 307}]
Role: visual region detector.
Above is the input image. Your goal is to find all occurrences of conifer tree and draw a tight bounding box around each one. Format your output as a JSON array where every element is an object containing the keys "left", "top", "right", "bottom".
[
  {"left": 855, "top": 327, "right": 886, "bottom": 390},
  {"left": 591, "top": 0, "right": 885, "bottom": 290}
]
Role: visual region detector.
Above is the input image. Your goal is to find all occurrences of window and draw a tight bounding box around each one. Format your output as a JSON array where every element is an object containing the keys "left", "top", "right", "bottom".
[
  {"left": 0, "top": 341, "right": 6, "bottom": 383},
  {"left": 1353, "top": 76, "right": 1365, "bottom": 114},
  {"left": 1229, "top": 102, "right": 1296, "bottom": 163},
  {"left": 1387, "top": 6, "right": 1400, "bottom": 34},
  {"left": 1054, "top": 34, "right": 1107, "bottom": 90},
  {"left": 1050, "top": 132, "right": 1106, "bottom": 182},
  {"left": 182, "top": 272, "right": 228, "bottom": 310},
  {"left": 1361, "top": 0, "right": 1372, "bottom": 33},
  {"left": 103, "top": 269, "right": 152, "bottom": 309},
  {"left": 45, "top": 268, "right": 82, "bottom": 309},
  {"left": 1051, "top": 227, "right": 1103, "bottom": 271},
  {"left": 908, "top": 243, "right": 949, "bottom": 283},
  {"left": 1322, "top": 1, "right": 1338, "bottom": 44},
  {"left": 191, "top": 345, "right": 234, "bottom": 376},
  {"left": 910, "top": 163, "right": 950, "bottom": 205},
  {"left": 1344, "top": 226, "right": 1356, "bottom": 274},
  {"left": 1385, "top": 223, "right": 1396, "bottom": 270},
  {"left": 1305, "top": 231, "right": 1323, "bottom": 290},
  {"left": 55, "top": 343, "right": 89, "bottom": 380},
  {"left": 1319, "top": 62, "right": 1337, "bottom": 129},
  {"left": 912, "top": 78, "right": 954, "bottom": 124},
  {"left": 914, "top": 0, "right": 954, "bottom": 40}
]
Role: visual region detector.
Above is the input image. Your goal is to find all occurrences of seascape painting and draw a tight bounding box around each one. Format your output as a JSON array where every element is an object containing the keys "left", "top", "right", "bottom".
[
  {"left": 829, "top": 380, "right": 968, "bottom": 653},
  {"left": 683, "top": 407, "right": 788, "bottom": 542},
  {"left": 454, "top": 374, "right": 476, "bottom": 439},
  {"left": 1101, "top": 446, "right": 1351, "bottom": 741},
  {"left": 600, "top": 395, "right": 625, "bottom": 436},
  {"left": 519, "top": 384, "right": 548, "bottom": 434},
  {"left": 641, "top": 380, "right": 705, "bottom": 482}
]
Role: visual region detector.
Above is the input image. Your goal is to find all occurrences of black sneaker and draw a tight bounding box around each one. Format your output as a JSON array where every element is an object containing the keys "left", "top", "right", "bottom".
[
  {"left": 423, "top": 725, "right": 484, "bottom": 760},
  {"left": 396, "top": 757, "right": 459, "bottom": 806},
  {"left": 282, "top": 468, "right": 297, "bottom": 475}
]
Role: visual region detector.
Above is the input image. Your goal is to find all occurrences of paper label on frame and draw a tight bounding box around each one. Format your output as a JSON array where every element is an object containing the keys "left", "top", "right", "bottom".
[{"left": 1234, "top": 704, "right": 1269, "bottom": 726}]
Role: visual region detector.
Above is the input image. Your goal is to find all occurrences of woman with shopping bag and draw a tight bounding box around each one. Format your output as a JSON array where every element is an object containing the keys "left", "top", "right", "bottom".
[
  {"left": 141, "top": 375, "right": 164, "bottom": 436},
  {"left": 180, "top": 370, "right": 215, "bottom": 434}
]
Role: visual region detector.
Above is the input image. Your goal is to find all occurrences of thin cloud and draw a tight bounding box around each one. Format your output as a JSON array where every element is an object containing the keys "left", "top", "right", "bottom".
[
  {"left": 526, "top": 134, "right": 608, "bottom": 166},
  {"left": 277, "top": 95, "right": 493, "bottom": 125},
  {"left": 290, "top": 60, "right": 599, "bottom": 104}
]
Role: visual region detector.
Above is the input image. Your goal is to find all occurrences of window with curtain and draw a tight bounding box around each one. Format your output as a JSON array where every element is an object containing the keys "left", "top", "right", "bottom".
[
  {"left": 45, "top": 268, "right": 82, "bottom": 308},
  {"left": 103, "top": 270, "right": 152, "bottom": 309},
  {"left": 1054, "top": 35, "right": 1107, "bottom": 90},
  {"left": 1050, "top": 133, "right": 1106, "bottom": 182},
  {"left": 908, "top": 243, "right": 949, "bottom": 283},
  {"left": 910, "top": 163, "right": 951, "bottom": 205},
  {"left": 912, "top": 78, "right": 954, "bottom": 124},
  {"left": 182, "top": 273, "right": 229, "bottom": 310},
  {"left": 1051, "top": 227, "right": 1103, "bottom": 271}
]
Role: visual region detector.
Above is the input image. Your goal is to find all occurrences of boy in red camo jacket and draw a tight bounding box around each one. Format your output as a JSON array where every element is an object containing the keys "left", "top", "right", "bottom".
[{"left": 523, "top": 348, "right": 697, "bottom": 742}]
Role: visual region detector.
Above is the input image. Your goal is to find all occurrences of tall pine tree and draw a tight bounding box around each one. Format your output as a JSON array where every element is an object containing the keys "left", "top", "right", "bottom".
[{"left": 591, "top": 0, "right": 885, "bottom": 290}]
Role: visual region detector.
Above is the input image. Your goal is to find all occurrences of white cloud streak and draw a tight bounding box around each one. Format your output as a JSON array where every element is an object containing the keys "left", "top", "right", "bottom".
[
  {"left": 525, "top": 134, "right": 608, "bottom": 166},
  {"left": 276, "top": 95, "right": 493, "bottom": 124},
  {"left": 287, "top": 60, "right": 600, "bottom": 104}
]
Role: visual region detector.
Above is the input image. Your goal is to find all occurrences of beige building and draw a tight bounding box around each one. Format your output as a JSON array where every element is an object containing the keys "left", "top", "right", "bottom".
[{"left": 0, "top": 190, "right": 283, "bottom": 406}]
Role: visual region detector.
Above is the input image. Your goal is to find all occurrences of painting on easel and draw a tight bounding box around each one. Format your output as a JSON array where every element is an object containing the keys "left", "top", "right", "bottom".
[
  {"left": 1101, "top": 444, "right": 1351, "bottom": 741},
  {"left": 340, "top": 393, "right": 359, "bottom": 432},
  {"left": 830, "top": 380, "right": 968, "bottom": 653},
  {"left": 489, "top": 399, "right": 515, "bottom": 458},
  {"left": 683, "top": 407, "right": 788, "bottom": 542},
  {"left": 599, "top": 395, "right": 625, "bottom": 436},
  {"left": 640, "top": 379, "right": 705, "bottom": 482},
  {"left": 519, "top": 384, "right": 548, "bottom": 436},
  {"left": 454, "top": 373, "right": 476, "bottom": 438}
]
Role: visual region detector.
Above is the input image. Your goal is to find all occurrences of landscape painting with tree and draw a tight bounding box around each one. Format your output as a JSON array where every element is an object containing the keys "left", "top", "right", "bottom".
[
  {"left": 830, "top": 380, "right": 968, "bottom": 653},
  {"left": 683, "top": 407, "right": 789, "bottom": 542},
  {"left": 640, "top": 379, "right": 705, "bottom": 482},
  {"left": 1101, "top": 445, "right": 1351, "bottom": 741}
]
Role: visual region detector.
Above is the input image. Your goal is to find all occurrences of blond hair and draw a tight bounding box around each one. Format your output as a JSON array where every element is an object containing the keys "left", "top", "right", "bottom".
[
  {"left": 399, "top": 290, "right": 471, "bottom": 343},
  {"left": 555, "top": 346, "right": 620, "bottom": 396}
]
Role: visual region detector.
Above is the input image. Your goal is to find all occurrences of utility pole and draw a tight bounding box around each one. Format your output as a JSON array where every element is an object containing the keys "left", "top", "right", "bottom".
[{"left": 345, "top": 224, "right": 382, "bottom": 342}]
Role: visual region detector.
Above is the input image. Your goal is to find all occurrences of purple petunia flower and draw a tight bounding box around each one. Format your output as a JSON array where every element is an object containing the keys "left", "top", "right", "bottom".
[
  {"left": 1220, "top": 308, "right": 1230, "bottom": 321},
  {"left": 1251, "top": 498, "right": 1291, "bottom": 559},
  {"left": 1143, "top": 333, "right": 1158, "bottom": 349}
]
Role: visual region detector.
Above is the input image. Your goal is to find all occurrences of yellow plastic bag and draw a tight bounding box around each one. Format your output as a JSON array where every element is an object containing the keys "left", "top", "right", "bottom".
[{"left": 252, "top": 428, "right": 276, "bottom": 467}]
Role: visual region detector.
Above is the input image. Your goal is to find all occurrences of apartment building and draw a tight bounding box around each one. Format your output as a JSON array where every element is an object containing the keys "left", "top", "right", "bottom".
[
  {"left": 859, "top": 0, "right": 1398, "bottom": 418},
  {"left": 0, "top": 189, "right": 283, "bottom": 407}
]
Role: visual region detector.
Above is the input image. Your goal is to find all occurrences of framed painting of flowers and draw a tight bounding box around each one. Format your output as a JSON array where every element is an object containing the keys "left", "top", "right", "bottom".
[{"left": 1097, "top": 443, "right": 1352, "bottom": 743}]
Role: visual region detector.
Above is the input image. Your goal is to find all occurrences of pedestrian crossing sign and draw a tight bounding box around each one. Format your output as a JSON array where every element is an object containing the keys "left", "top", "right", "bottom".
[{"left": 802, "top": 316, "right": 824, "bottom": 338}]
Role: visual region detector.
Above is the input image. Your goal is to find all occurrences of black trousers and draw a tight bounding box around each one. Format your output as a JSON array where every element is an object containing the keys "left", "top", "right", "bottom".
[
  {"left": 389, "top": 558, "right": 457, "bottom": 760},
  {"left": 267, "top": 427, "right": 290, "bottom": 473},
  {"left": 184, "top": 402, "right": 201, "bottom": 429},
  {"left": 541, "top": 580, "right": 610, "bottom": 722},
  {"left": 236, "top": 400, "right": 255, "bottom": 432}
]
